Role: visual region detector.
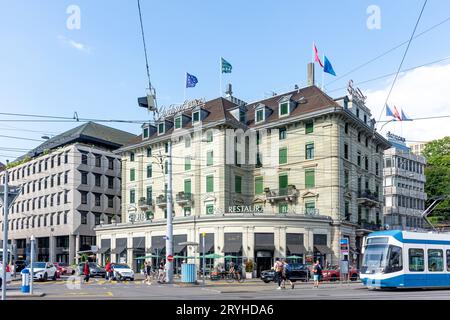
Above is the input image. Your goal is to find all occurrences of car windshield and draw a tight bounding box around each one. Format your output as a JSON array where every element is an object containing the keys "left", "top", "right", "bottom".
[
  {"left": 113, "top": 264, "right": 130, "bottom": 269},
  {"left": 30, "top": 262, "right": 47, "bottom": 268},
  {"left": 361, "top": 244, "right": 389, "bottom": 274}
]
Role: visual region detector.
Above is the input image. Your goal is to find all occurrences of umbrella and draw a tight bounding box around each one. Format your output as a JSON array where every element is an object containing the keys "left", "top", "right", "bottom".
[
  {"left": 201, "top": 253, "right": 223, "bottom": 259},
  {"left": 224, "top": 255, "right": 240, "bottom": 259},
  {"left": 287, "top": 255, "right": 302, "bottom": 259}
]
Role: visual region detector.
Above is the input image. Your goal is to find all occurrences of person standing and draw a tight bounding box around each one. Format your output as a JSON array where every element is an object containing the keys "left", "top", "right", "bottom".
[
  {"left": 83, "top": 261, "right": 90, "bottom": 283},
  {"left": 312, "top": 260, "right": 322, "bottom": 288},
  {"left": 146, "top": 261, "right": 152, "bottom": 285},
  {"left": 105, "top": 260, "right": 111, "bottom": 281},
  {"left": 273, "top": 258, "right": 284, "bottom": 290},
  {"left": 157, "top": 261, "right": 165, "bottom": 283}
]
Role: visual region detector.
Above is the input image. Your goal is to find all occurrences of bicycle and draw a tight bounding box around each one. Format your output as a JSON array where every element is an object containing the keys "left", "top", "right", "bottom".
[{"left": 226, "top": 271, "right": 245, "bottom": 283}]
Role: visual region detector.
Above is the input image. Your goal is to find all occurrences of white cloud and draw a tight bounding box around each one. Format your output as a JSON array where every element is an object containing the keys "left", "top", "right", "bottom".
[
  {"left": 365, "top": 63, "right": 450, "bottom": 144},
  {"left": 57, "top": 35, "right": 91, "bottom": 53}
]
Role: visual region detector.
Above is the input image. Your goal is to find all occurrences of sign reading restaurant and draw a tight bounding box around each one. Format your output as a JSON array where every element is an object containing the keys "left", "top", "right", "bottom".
[{"left": 228, "top": 205, "right": 263, "bottom": 213}]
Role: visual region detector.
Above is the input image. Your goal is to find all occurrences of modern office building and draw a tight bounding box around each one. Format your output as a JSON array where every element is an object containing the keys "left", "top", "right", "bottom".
[
  {"left": 0, "top": 122, "right": 135, "bottom": 264},
  {"left": 383, "top": 133, "right": 427, "bottom": 230},
  {"left": 95, "top": 66, "right": 390, "bottom": 275},
  {"left": 409, "top": 142, "right": 428, "bottom": 156}
]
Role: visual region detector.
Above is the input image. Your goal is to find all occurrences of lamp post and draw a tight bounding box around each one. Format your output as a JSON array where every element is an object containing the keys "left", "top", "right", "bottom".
[
  {"left": 30, "top": 235, "right": 35, "bottom": 295},
  {"left": 1, "top": 161, "right": 9, "bottom": 300}
]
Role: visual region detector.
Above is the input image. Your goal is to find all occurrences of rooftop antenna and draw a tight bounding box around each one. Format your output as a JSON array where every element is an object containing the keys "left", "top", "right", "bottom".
[{"left": 137, "top": 0, "right": 158, "bottom": 116}]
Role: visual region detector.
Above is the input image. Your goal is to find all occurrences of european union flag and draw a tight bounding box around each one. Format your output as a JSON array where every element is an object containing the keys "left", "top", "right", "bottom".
[
  {"left": 186, "top": 73, "right": 198, "bottom": 88},
  {"left": 323, "top": 56, "right": 336, "bottom": 76}
]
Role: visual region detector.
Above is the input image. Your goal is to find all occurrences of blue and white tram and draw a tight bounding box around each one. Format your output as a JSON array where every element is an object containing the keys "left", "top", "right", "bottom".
[{"left": 360, "top": 230, "right": 450, "bottom": 289}]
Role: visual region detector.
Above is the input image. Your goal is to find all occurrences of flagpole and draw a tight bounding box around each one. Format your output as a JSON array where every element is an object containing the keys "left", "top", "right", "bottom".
[
  {"left": 219, "top": 57, "right": 222, "bottom": 97},
  {"left": 184, "top": 72, "right": 187, "bottom": 102},
  {"left": 312, "top": 42, "right": 315, "bottom": 63},
  {"left": 321, "top": 54, "right": 325, "bottom": 91}
]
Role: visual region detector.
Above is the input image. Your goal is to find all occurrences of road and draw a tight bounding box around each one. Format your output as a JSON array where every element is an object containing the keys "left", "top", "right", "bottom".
[{"left": 4, "top": 276, "right": 450, "bottom": 300}]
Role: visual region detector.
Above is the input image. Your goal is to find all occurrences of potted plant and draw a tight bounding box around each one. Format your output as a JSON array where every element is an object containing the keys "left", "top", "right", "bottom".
[{"left": 245, "top": 259, "right": 254, "bottom": 279}]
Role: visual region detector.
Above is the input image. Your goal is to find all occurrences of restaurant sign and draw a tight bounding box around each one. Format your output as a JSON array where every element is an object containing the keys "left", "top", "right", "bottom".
[
  {"left": 228, "top": 205, "right": 263, "bottom": 213},
  {"left": 157, "top": 98, "right": 206, "bottom": 120}
]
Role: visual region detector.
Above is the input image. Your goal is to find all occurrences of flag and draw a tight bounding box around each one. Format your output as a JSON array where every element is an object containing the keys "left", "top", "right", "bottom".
[
  {"left": 393, "top": 105, "right": 402, "bottom": 121},
  {"left": 221, "top": 57, "right": 232, "bottom": 73},
  {"left": 386, "top": 104, "right": 395, "bottom": 118},
  {"left": 186, "top": 73, "right": 198, "bottom": 88},
  {"left": 323, "top": 56, "right": 336, "bottom": 76},
  {"left": 313, "top": 43, "right": 324, "bottom": 67},
  {"left": 401, "top": 109, "right": 412, "bottom": 121}
]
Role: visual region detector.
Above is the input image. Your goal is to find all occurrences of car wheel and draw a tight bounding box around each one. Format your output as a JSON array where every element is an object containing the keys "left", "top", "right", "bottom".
[
  {"left": 130, "top": 278, "right": 134, "bottom": 281},
  {"left": 331, "top": 275, "right": 337, "bottom": 282},
  {"left": 43, "top": 273, "right": 48, "bottom": 282},
  {"left": 262, "top": 279, "right": 270, "bottom": 283},
  {"left": 351, "top": 274, "right": 358, "bottom": 281}
]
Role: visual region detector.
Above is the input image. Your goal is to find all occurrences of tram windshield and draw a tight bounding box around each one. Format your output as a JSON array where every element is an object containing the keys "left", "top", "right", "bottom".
[{"left": 361, "top": 244, "right": 403, "bottom": 274}]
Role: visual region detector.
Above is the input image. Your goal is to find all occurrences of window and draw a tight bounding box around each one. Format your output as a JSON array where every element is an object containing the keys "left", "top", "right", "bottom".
[
  {"left": 94, "top": 214, "right": 101, "bottom": 226},
  {"left": 184, "top": 179, "right": 191, "bottom": 194},
  {"left": 143, "top": 127, "right": 149, "bottom": 138},
  {"left": 279, "top": 128, "right": 287, "bottom": 140},
  {"left": 357, "top": 151, "right": 361, "bottom": 166},
  {"left": 44, "top": 160, "right": 48, "bottom": 170},
  {"left": 146, "top": 148, "right": 152, "bottom": 157},
  {"left": 364, "top": 114, "right": 367, "bottom": 124},
  {"left": 344, "top": 201, "right": 350, "bottom": 220},
  {"left": 80, "top": 191, "right": 88, "bottom": 205},
  {"left": 81, "top": 171, "right": 88, "bottom": 185},
  {"left": 130, "top": 189, "right": 136, "bottom": 204},
  {"left": 206, "top": 175, "right": 214, "bottom": 192},
  {"left": 130, "top": 169, "right": 135, "bottom": 181},
  {"left": 428, "top": 249, "right": 444, "bottom": 272},
  {"left": 192, "top": 111, "right": 200, "bottom": 123},
  {"left": 365, "top": 137, "right": 369, "bottom": 147},
  {"left": 305, "top": 143, "right": 314, "bottom": 160},
  {"left": 94, "top": 174, "right": 101, "bottom": 187},
  {"left": 64, "top": 191, "right": 68, "bottom": 204},
  {"left": 358, "top": 132, "right": 361, "bottom": 143},
  {"left": 255, "top": 176, "right": 263, "bottom": 195},
  {"left": 279, "top": 148, "right": 287, "bottom": 165},
  {"left": 185, "top": 157, "right": 191, "bottom": 171},
  {"left": 344, "top": 143, "right": 349, "bottom": 159},
  {"left": 375, "top": 162, "right": 379, "bottom": 176},
  {"left": 207, "top": 151, "right": 213, "bottom": 166},
  {"left": 108, "top": 158, "right": 114, "bottom": 170},
  {"left": 305, "top": 169, "right": 315, "bottom": 188},
  {"left": 94, "top": 194, "right": 101, "bottom": 207},
  {"left": 158, "top": 123, "right": 165, "bottom": 134},
  {"left": 56, "top": 213, "right": 60, "bottom": 225},
  {"left": 164, "top": 160, "right": 168, "bottom": 174},
  {"left": 64, "top": 171, "right": 68, "bottom": 184},
  {"left": 175, "top": 116, "right": 182, "bottom": 129},
  {"left": 184, "top": 207, "right": 191, "bottom": 216},
  {"left": 305, "top": 121, "right": 314, "bottom": 134},
  {"left": 344, "top": 170, "right": 349, "bottom": 189},
  {"left": 408, "top": 249, "right": 424, "bottom": 272},
  {"left": 51, "top": 157, "right": 54, "bottom": 168},
  {"left": 165, "top": 143, "right": 169, "bottom": 153},
  {"left": 235, "top": 176, "right": 242, "bottom": 194},
  {"left": 356, "top": 108, "right": 360, "bottom": 118},
  {"left": 57, "top": 155, "right": 61, "bottom": 166},
  {"left": 147, "top": 165, "right": 152, "bottom": 178},
  {"left": 206, "top": 131, "right": 213, "bottom": 142},
  {"left": 279, "top": 174, "right": 288, "bottom": 190},
  {"left": 279, "top": 102, "right": 289, "bottom": 116},
  {"left": 256, "top": 109, "right": 264, "bottom": 122},
  {"left": 385, "top": 246, "right": 403, "bottom": 273},
  {"left": 239, "top": 109, "right": 246, "bottom": 123},
  {"left": 64, "top": 212, "right": 68, "bottom": 224},
  {"left": 305, "top": 201, "right": 316, "bottom": 215},
  {"left": 95, "top": 154, "right": 102, "bottom": 167},
  {"left": 185, "top": 136, "right": 191, "bottom": 148},
  {"left": 146, "top": 186, "right": 152, "bottom": 205},
  {"left": 108, "top": 176, "right": 114, "bottom": 189},
  {"left": 206, "top": 204, "right": 214, "bottom": 215},
  {"left": 130, "top": 152, "right": 135, "bottom": 162},
  {"left": 279, "top": 203, "right": 288, "bottom": 214},
  {"left": 345, "top": 123, "right": 349, "bottom": 134},
  {"left": 447, "top": 250, "right": 450, "bottom": 271},
  {"left": 365, "top": 156, "right": 369, "bottom": 171}
]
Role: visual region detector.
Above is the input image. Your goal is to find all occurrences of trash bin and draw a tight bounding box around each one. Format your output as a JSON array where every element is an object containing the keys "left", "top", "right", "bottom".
[
  {"left": 181, "top": 263, "right": 196, "bottom": 283},
  {"left": 21, "top": 269, "right": 30, "bottom": 293}
]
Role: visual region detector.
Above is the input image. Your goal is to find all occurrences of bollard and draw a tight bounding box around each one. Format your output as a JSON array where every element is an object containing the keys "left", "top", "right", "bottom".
[{"left": 21, "top": 269, "right": 30, "bottom": 293}]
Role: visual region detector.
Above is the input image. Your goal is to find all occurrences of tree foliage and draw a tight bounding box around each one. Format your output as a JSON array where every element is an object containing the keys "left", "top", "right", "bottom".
[{"left": 423, "top": 136, "right": 450, "bottom": 166}]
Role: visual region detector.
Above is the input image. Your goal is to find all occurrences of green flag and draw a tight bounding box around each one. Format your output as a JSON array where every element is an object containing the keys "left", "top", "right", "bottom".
[{"left": 221, "top": 57, "right": 232, "bottom": 73}]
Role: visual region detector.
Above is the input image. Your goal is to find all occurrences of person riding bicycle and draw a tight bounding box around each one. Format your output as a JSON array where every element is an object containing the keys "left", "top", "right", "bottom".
[{"left": 229, "top": 261, "right": 235, "bottom": 274}]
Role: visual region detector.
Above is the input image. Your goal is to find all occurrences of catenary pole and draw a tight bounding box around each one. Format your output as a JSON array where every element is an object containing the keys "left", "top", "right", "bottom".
[
  {"left": 30, "top": 235, "right": 35, "bottom": 295},
  {"left": 1, "top": 160, "right": 9, "bottom": 300},
  {"left": 165, "top": 140, "right": 173, "bottom": 283}
]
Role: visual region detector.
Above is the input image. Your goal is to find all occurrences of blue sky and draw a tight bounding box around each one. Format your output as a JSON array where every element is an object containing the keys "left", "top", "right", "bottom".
[{"left": 1, "top": 0, "right": 450, "bottom": 163}]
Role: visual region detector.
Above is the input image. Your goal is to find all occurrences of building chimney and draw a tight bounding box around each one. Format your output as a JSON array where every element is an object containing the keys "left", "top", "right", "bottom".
[{"left": 307, "top": 62, "right": 315, "bottom": 86}]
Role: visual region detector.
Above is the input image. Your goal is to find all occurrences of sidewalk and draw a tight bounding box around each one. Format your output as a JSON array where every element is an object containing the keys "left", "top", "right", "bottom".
[{"left": 4, "top": 288, "right": 45, "bottom": 298}]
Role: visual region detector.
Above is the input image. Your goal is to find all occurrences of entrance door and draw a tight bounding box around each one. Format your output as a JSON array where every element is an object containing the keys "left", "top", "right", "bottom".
[{"left": 255, "top": 251, "right": 273, "bottom": 277}]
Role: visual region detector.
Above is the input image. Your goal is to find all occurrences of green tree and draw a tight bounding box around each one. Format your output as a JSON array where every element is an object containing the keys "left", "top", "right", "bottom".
[{"left": 423, "top": 136, "right": 450, "bottom": 166}]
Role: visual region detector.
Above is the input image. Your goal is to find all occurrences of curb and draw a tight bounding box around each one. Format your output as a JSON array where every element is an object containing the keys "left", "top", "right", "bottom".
[{"left": 6, "top": 292, "right": 46, "bottom": 298}]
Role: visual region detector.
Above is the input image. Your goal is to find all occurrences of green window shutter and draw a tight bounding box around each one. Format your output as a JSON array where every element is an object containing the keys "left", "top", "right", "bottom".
[
  {"left": 279, "top": 203, "right": 288, "bottom": 214},
  {"left": 130, "top": 169, "right": 135, "bottom": 181},
  {"left": 256, "top": 109, "right": 264, "bottom": 122},
  {"left": 305, "top": 169, "right": 315, "bottom": 188},
  {"left": 280, "top": 103, "right": 289, "bottom": 115},
  {"left": 158, "top": 123, "right": 164, "bottom": 134},
  {"left": 305, "top": 121, "right": 314, "bottom": 134},
  {"left": 185, "top": 157, "right": 191, "bottom": 171},
  {"left": 235, "top": 176, "right": 242, "bottom": 194},
  {"left": 146, "top": 186, "right": 152, "bottom": 200},
  {"left": 143, "top": 128, "right": 149, "bottom": 138},
  {"left": 206, "top": 175, "right": 214, "bottom": 192},
  {"left": 279, "top": 148, "right": 287, "bottom": 164},
  {"left": 206, "top": 131, "right": 213, "bottom": 142},
  {"left": 130, "top": 190, "right": 135, "bottom": 203},
  {"left": 175, "top": 117, "right": 182, "bottom": 129},
  {"left": 255, "top": 176, "right": 263, "bottom": 194},
  {"left": 184, "top": 179, "right": 191, "bottom": 194},
  {"left": 147, "top": 165, "right": 152, "bottom": 178},
  {"left": 305, "top": 201, "right": 315, "bottom": 215},
  {"left": 206, "top": 204, "right": 214, "bottom": 215},
  {"left": 207, "top": 151, "right": 213, "bottom": 166},
  {"left": 193, "top": 112, "right": 200, "bottom": 122},
  {"left": 279, "top": 174, "right": 288, "bottom": 189}
]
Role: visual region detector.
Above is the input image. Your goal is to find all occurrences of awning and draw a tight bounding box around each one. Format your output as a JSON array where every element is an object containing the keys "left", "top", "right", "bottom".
[
  {"left": 223, "top": 242, "right": 242, "bottom": 253},
  {"left": 111, "top": 245, "right": 127, "bottom": 255},
  {"left": 98, "top": 247, "right": 110, "bottom": 254},
  {"left": 314, "top": 245, "right": 333, "bottom": 254},
  {"left": 254, "top": 244, "right": 275, "bottom": 251},
  {"left": 287, "top": 244, "right": 307, "bottom": 254},
  {"left": 150, "top": 245, "right": 165, "bottom": 253},
  {"left": 173, "top": 244, "right": 187, "bottom": 254}
]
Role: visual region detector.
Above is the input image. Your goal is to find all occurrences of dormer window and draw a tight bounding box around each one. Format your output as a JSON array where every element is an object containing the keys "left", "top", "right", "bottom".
[
  {"left": 143, "top": 127, "right": 149, "bottom": 138},
  {"left": 255, "top": 109, "right": 264, "bottom": 123},
  {"left": 158, "top": 122, "right": 165, "bottom": 135},
  {"left": 279, "top": 102, "right": 289, "bottom": 117},
  {"left": 174, "top": 116, "right": 182, "bottom": 129},
  {"left": 239, "top": 109, "right": 246, "bottom": 123},
  {"left": 192, "top": 111, "right": 200, "bottom": 123}
]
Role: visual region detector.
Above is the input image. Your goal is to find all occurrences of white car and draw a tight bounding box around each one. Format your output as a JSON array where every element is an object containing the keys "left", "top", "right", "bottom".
[
  {"left": 27, "top": 262, "right": 58, "bottom": 281},
  {"left": 0, "top": 262, "right": 12, "bottom": 287},
  {"left": 112, "top": 263, "right": 135, "bottom": 281}
]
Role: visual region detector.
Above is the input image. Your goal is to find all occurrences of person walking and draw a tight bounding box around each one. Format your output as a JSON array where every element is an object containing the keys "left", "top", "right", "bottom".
[
  {"left": 157, "top": 261, "right": 165, "bottom": 283},
  {"left": 282, "top": 259, "right": 294, "bottom": 289},
  {"left": 105, "top": 260, "right": 111, "bottom": 281},
  {"left": 145, "top": 261, "right": 152, "bottom": 285},
  {"left": 273, "top": 258, "right": 284, "bottom": 290},
  {"left": 312, "top": 260, "right": 322, "bottom": 288},
  {"left": 83, "top": 261, "right": 90, "bottom": 283}
]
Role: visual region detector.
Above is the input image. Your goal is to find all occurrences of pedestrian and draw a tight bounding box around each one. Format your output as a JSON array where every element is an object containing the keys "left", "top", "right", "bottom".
[
  {"left": 146, "top": 261, "right": 152, "bottom": 285},
  {"left": 273, "top": 258, "right": 284, "bottom": 290},
  {"left": 312, "top": 260, "right": 322, "bottom": 288},
  {"left": 83, "top": 260, "right": 90, "bottom": 283},
  {"left": 105, "top": 260, "right": 111, "bottom": 281},
  {"left": 282, "top": 259, "right": 294, "bottom": 289},
  {"left": 157, "top": 260, "right": 165, "bottom": 283}
]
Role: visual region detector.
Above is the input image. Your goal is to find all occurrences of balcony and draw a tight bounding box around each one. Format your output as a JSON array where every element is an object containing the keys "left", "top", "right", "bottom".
[
  {"left": 138, "top": 197, "right": 153, "bottom": 211},
  {"left": 357, "top": 190, "right": 381, "bottom": 207},
  {"left": 301, "top": 208, "right": 320, "bottom": 216},
  {"left": 156, "top": 195, "right": 167, "bottom": 208},
  {"left": 176, "top": 192, "right": 192, "bottom": 206},
  {"left": 264, "top": 185, "right": 298, "bottom": 203},
  {"left": 358, "top": 220, "right": 382, "bottom": 231}
]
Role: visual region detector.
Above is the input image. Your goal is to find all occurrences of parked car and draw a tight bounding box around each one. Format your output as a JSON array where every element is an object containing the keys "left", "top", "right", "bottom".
[
  {"left": 321, "top": 265, "right": 359, "bottom": 281},
  {"left": 0, "top": 262, "right": 11, "bottom": 287},
  {"left": 53, "top": 262, "right": 75, "bottom": 276},
  {"left": 111, "top": 263, "right": 134, "bottom": 281},
  {"left": 25, "top": 262, "right": 58, "bottom": 281},
  {"left": 77, "top": 262, "right": 106, "bottom": 278},
  {"left": 260, "top": 263, "right": 311, "bottom": 283},
  {"left": 14, "top": 260, "right": 27, "bottom": 273}
]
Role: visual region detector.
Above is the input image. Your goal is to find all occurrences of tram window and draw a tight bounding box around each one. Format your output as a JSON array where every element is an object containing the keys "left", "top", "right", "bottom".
[
  {"left": 367, "top": 237, "right": 388, "bottom": 245},
  {"left": 447, "top": 250, "right": 450, "bottom": 271},
  {"left": 408, "top": 248, "right": 424, "bottom": 272},
  {"left": 428, "top": 249, "right": 444, "bottom": 272},
  {"left": 385, "top": 246, "right": 402, "bottom": 273}
]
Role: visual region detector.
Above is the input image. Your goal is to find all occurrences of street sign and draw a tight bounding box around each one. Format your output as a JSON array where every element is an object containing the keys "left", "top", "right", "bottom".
[
  {"left": 340, "top": 238, "right": 349, "bottom": 255},
  {"left": 167, "top": 255, "right": 174, "bottom": 263},
  {"left": 0, "top": 186, "right": 21, "bottom": 209}
]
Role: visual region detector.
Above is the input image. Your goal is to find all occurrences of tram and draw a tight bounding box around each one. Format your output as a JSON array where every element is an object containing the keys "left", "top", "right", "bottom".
[{"left": 360, "top": 230, "right": 450, "bottom": 289}]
